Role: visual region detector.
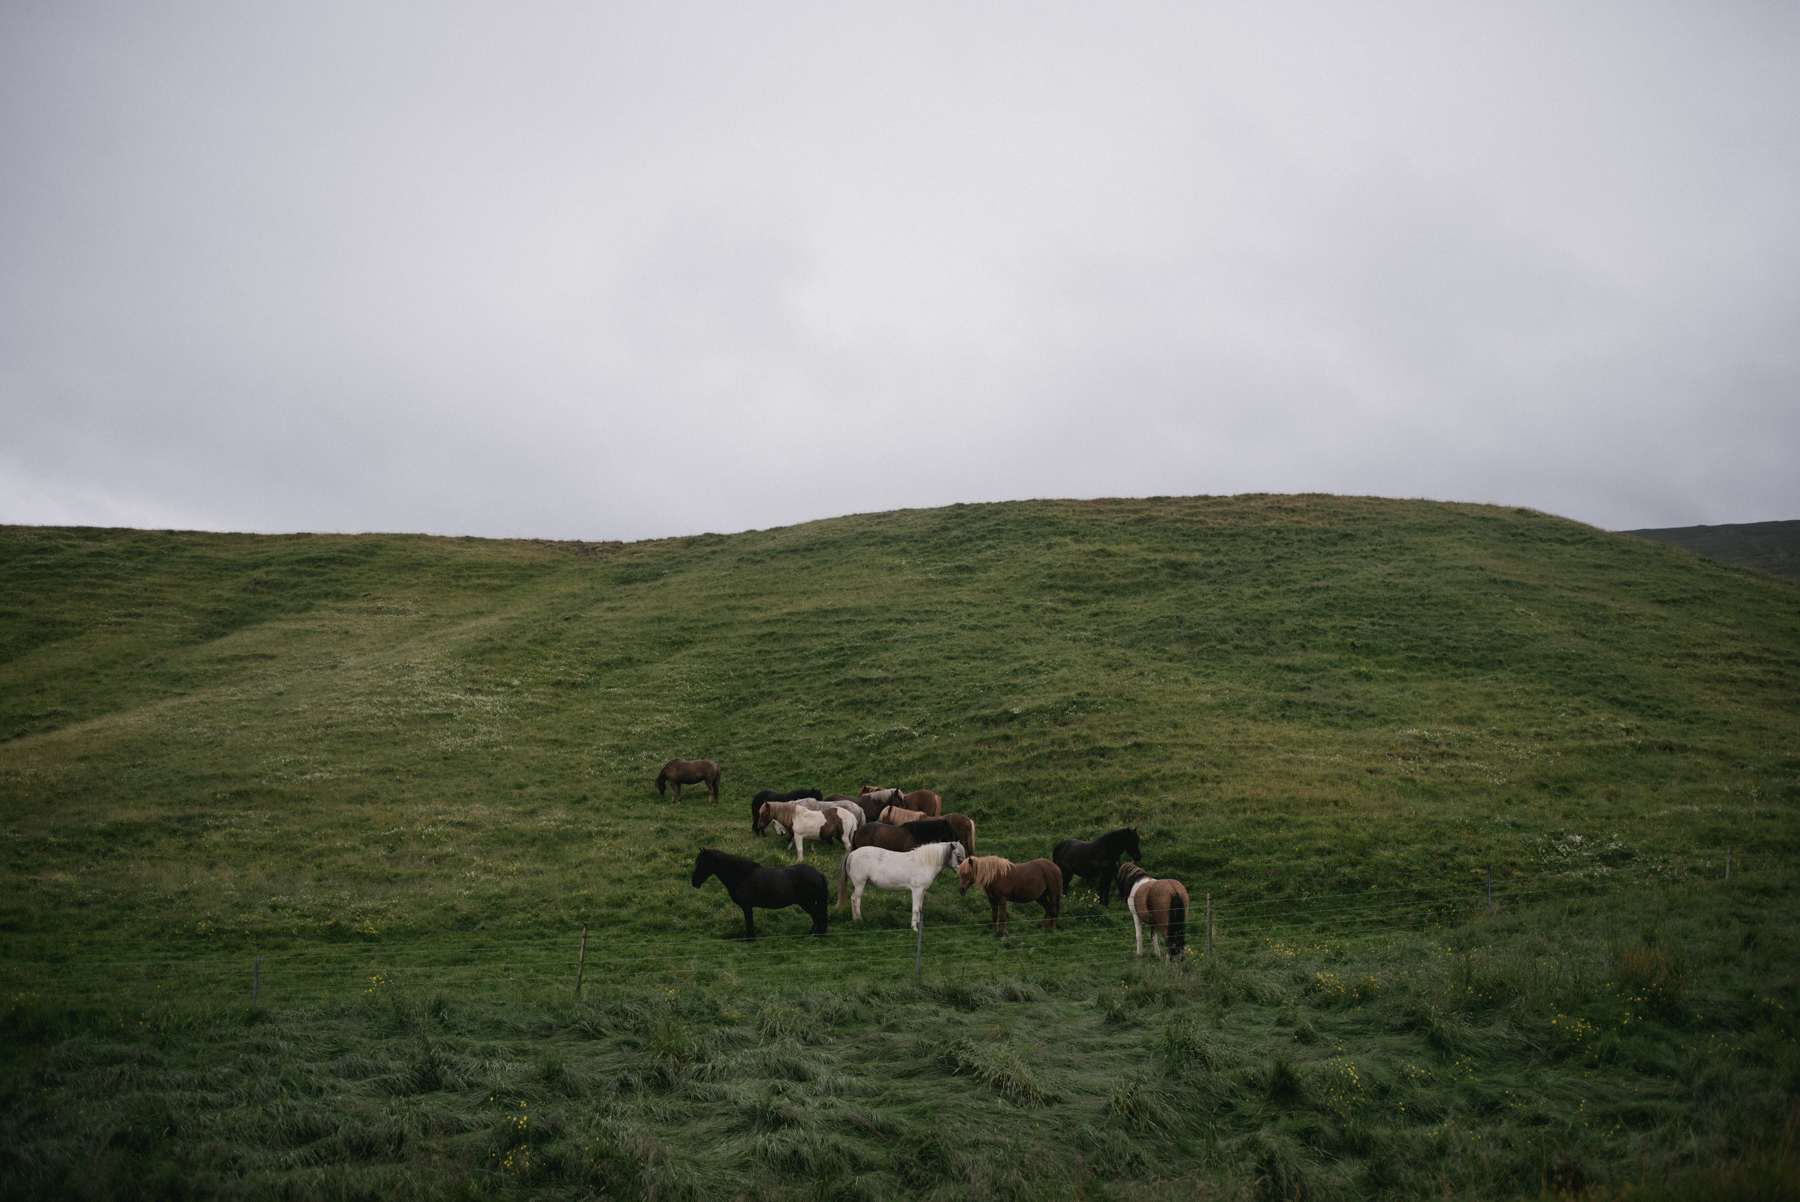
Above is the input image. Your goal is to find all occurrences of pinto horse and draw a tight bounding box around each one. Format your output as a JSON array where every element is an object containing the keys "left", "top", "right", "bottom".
[
  {"left": 1117, "top": 862, "right": 1188, "bottom": 960},
  {"left": 852, "top": 815, "right": 976, "bottom": 858},
  {"left": 837, "top": 841, "right": 966, "bottom": 930},
  {"left": 1052, "top": 828, "right": 1142, "bottom": 906},
  {"left": 756, "top": 801, "right": 846, "bottom": 862},
  {"left": 857, "top": 786, "right": 905, "bottom": 808},
  {"left": 691, "top": 848, "right": 828, "bottom": 941},
  {"left": 750, "top": 788, "right": 824, "bottom": 833},
  {"left": 656, "top": 758, "right": 721, "bottom": 804},
  {"left": 957, "top": 856, "right": 1062, "bottom": 937}
]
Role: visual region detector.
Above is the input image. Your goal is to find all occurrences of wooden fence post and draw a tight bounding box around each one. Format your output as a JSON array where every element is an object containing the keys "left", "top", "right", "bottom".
[{"left": 575, "top": 924, "right": 588, "bottom": 998}]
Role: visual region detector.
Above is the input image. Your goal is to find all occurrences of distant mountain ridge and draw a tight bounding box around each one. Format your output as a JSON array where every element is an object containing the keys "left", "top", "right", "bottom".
[{"left": 1623, "top": 519, "right": 1800, "bottom": 583}]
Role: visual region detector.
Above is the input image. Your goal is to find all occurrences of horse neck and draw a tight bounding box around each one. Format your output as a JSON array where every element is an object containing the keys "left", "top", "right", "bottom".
[{"left": 706, "top": 853, "right": 752, "bottom": 887}]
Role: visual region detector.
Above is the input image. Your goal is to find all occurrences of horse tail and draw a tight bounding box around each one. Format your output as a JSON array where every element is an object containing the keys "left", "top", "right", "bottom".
[
  {"left": 964, "top": 816, "right": 976, "bottom": 856},
  {"left": 1166, "top": 890, "right": 1187, "bottom": 959},
  {"left": 837, "top": 850, "right": 852, "bottom": 910}
]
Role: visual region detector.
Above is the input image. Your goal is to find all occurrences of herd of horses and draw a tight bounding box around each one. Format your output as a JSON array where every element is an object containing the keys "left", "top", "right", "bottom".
[{"left": 664, "top": 759, "right": 1192, "bottom": 959}]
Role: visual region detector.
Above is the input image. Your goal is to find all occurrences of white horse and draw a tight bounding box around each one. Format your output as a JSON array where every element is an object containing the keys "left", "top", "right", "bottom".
[
  {"left": 758, "top": 800, "right": 846, "bottom": 862},
  {"left": 836, "top": 841, "right": 966, "bottom": 931}
]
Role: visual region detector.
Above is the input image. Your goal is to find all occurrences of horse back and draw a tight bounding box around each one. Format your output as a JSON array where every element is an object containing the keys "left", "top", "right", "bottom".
[{"left": 901, "top": 790, "right": 940, "bottom": 816}]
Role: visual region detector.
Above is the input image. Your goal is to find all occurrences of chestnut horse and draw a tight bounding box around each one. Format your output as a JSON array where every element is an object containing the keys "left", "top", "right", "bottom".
[
  {"left": 901, "top": 790, "right": 942, "bottom": 817},
  {"left": 656, "top": 758, "right": 721, "bottom": 804},
  {"left": 877, "top": 804, "right": 928, "bottom": 826},
  {"left": 956, "top": 856, "right": 1062, "bottom": 937},
  {"left": 1117, "top": 862, "right": 1188, "bottom": 960}
]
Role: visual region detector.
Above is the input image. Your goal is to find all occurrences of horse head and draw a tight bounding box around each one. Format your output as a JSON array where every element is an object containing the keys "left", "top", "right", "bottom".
[
  {"left": 1124, "top": 828, "right": 1142, "bottom": 860},
  {"left": 956, "top": 858, "right": 977, "bottom": 894},
  {"left": 754, "top": 801, "right": 774, "bottom": 836},
  {"left": 947, "top": 843, "right": 968, "bottom": 871},
  {"left": 691, "top": 850, "right": 715, "bottom": 887}
]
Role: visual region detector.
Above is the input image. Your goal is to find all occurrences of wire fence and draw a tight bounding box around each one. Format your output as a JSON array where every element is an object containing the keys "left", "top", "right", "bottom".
[{"left": 3, "top": 855, "right": 1760, "bottom": 1006}]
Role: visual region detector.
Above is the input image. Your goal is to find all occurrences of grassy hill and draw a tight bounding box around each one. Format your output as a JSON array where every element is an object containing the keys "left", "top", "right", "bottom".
[
  {"left": 2, "top": 495, "right": 1796, "bottom": 1200},
  {"left": 1624, "top": 519, "right": 1800, "bottom": 585}
]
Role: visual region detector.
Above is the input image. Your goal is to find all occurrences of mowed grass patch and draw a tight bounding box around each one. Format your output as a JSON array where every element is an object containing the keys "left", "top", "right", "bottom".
[{"left": 2, "top": 494, "right": 1797, "bottom": 1196}]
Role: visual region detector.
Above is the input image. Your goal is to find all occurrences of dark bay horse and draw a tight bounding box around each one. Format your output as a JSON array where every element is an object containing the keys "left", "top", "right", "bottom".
[
  {"left": 1052, "top": 828, "right": 1142, "bottom": 906},
  {"left": 1117, "top": 862, "right": 1188, "bottom": 960},
  {"left": 691, "top": 848, "right": 828, "bottom": 941},
  {"left": 750, "top": 787, "right": 824, "bottom": 833},
  {"left": 656, "top": 758, "right": 721, "bottom": 804},
  {"left": 957, "top": 856, "right": 1062, "bottom": 937},
  {"left": 853, "top": 815, "right": 976, "bottom": 858}
]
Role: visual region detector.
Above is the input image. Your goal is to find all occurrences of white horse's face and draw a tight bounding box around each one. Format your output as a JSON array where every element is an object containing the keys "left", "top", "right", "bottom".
[{"left": 949, "top": 844, "right": 967, "bottom": 869}]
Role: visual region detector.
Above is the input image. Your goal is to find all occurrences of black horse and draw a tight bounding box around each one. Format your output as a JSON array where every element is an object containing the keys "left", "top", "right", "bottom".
[
  {"left": 750, "top": 788, "right": 825, "bottom": 834},
  {"left": 691, "top": 848, "right": 829, "bottom": 940},
  {"left": 1052, "top": 828, "right": 1143, "bottom": 906}
]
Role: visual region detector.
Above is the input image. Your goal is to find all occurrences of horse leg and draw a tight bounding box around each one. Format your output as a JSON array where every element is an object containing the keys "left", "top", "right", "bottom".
[
  {"left": 910, "top": 887, "right": 923, "bottom": 932},
  {"left": 741, "top": 904, "right": 756, "bottom": 941},
  {"left": 793, "top": 832, "right": 806, "bottom": 863},
  {"left": 1100, "top": 868, "right": 1112, "bottom": 907},
  {"left": 1130, "top": 904, "right": 1145, "bottom": 956},
  {"left": 998, "top": 898, "right": 1010, "bottom": 939},
  {"left": 852, "top": 881, "right": 864, "bottom": 921},
  {"left": 989, "top": 893, "right": 1003, "bottom": 938}
]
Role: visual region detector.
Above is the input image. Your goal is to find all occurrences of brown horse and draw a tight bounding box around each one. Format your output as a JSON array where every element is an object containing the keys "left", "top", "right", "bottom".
[
  {"left": 957, "top": 856, "right": 1062, "bottom": 937},
  {"left": 656, "top": 758, "right": 721, "bottom": 803},
  {"left": 1116, "top": 862, "right": 1189, "bottom": 960},
  {"left": 858, "top": 786, "right": 905, "bottom": 808},
  {"left": 851, "top": 815, "right": 975, "bottom": 858},
  {"left": 877, "top": 804, "right": 928, "bottom": 826},
  {"left": 902, "top": 790, "right": 941, "bottom": 817}
]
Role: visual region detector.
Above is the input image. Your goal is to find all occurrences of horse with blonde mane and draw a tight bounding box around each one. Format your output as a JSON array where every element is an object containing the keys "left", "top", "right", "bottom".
[
  {"left": 956, "top": 856, "right": 1062, "bottom": 937},
  {"left": 1116, "top": 861, "right": 1189, "bottom": 960}
]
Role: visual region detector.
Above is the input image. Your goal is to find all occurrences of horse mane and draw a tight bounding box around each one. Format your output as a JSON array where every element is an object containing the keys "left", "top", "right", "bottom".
[
  {"left": 902, "top": 818, "right": 954, "bottom": 843},
  {"left": 701, "top": 847, "right": 760, "bottom": 873},
  {"left": 1116, "top": 861, "right": 1149, "bottom": 894},
  {"left": 969, "top": 855, "right": 1013, "bottom": 890},
  {"left": 1098, "top": 827, "right": 1138, "bottom": 853}
]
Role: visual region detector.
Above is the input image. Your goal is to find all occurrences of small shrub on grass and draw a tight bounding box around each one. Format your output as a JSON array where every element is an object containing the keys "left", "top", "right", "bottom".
[
  {"left": 1617, "top": 944, "right": 1692, "bottom": 1015},
  {"left": 1107, "top": 1073, "right": 1176, "bottom": 1133},
  {"left": 946, "top": 1039, "right": 1062, "bottom": 1107}
]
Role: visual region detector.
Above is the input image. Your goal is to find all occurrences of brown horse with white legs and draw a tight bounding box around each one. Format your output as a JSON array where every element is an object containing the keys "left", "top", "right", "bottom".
[
  {"left": 656, "top": 758, "right": 721, "bottom": 803},
  {"left": 957, "top": 856, "right": 1062, "bottom": 937},
  {"left": 1116, "top": 862, "right": 1189, "bottom": 961}
]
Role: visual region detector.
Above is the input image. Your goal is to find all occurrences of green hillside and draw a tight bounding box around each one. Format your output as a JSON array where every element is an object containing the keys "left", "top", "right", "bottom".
[
  {"left": 1625, "top": 519, "right": 1800, "bottom": 584},
  {"left": 2, "top": 495, "right": 1796, "bottom": 1200}
]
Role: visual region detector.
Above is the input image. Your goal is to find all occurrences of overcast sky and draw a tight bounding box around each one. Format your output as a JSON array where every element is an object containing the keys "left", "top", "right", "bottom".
[{"left": 2, "top": 2, "right": 1795, "bottom": 541}]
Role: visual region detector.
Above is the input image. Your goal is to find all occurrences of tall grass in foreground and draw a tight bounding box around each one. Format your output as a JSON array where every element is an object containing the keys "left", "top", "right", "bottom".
[{"left": 2, "top": 875, "right": 1795, "bottom": 1200}]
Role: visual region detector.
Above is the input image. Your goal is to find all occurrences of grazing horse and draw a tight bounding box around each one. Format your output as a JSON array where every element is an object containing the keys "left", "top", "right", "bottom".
[
  {"left": 904, "top": 814, "right": 975, "bottom": 858},
  {"left": 750, "top": 788, "right": 823, "bottom": 833},
  {"left": 858, "top": 786, "right": 905, "bottom": 808},
  {"left": 656, "top": 759, "right": 721, "bottom": 804},
  {"left": 1117, "top": 862, "right": 1189, "bottom": 960},
  {"left": 877, "top": 804, "right": 928, "bottom": 826},
  {"left": 901, "top": 790, "right": 942, "bottom": 817},
  {"left": 837, "top": 842, "right": 966, "bottom": 930},
  {"left": 756, "top": 801, "right": 844, "bottom": 862},
  {"left": 1052, "top": 828, "right": 1142, "bottom": 906},
  {"left": 853, "top": 815, "right": 977, "bottom": 858},
  {"left": 957, "top": 856, "right": 1062, "bottom": 937},
  {"left": 691, "top": 848, "right": 828, "bottom": 941}
]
